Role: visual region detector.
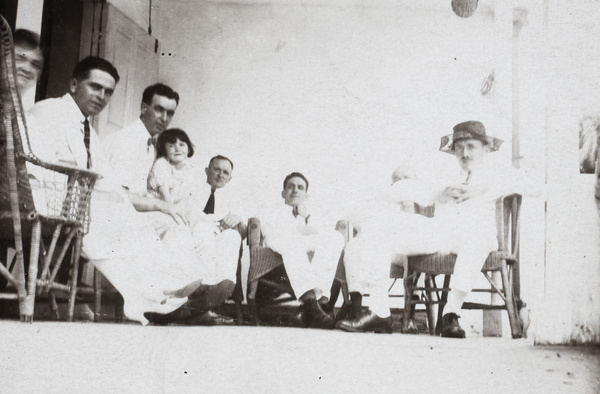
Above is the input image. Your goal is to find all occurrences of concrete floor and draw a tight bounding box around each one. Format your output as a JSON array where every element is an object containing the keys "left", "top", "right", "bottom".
[{"left": 0, "top": 320, "right": 598, "bottom": 394}]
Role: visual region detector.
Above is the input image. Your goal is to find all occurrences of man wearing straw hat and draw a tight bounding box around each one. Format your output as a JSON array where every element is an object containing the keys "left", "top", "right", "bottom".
[{"left": 338, "top": 120, "right": 519, "bottom": 337}]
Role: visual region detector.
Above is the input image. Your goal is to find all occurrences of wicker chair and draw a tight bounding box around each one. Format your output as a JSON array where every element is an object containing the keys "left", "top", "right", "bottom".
[
  {"left": 0, "top": 15, "right": 101, "bottom": 322},
  {"left": 401, "top": 194, "right": 523, "bottom": 338},
  {"left": 246, "top": 218, "right": 349, "bottom": 325}
]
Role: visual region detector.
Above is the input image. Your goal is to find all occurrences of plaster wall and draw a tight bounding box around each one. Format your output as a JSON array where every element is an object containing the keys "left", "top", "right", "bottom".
[{"left": 521, "top": 0, "right": 600, "bottom": 344}]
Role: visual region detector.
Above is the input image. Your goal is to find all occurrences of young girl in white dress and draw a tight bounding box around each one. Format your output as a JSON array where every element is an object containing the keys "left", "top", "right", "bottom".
[
  {"left": 147, "top": 128, "right": 198, "bottom": 206},
  {"left": 147, "top": 128, "right": 216, "bottom": 252}
]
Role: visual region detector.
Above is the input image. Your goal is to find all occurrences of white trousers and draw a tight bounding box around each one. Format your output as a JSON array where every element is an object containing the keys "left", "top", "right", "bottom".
[
  {"left": 148, "top": 213, "right": 241, "bottom": 286},
  {"left": 83, "top": 190, "right": 205, "bottom": 324},
  {"left": 344, "top": 211, "right": 497, "bottom": 317},
  {"left": 265, "top": 229, "right": 345, "bottom": 300}
]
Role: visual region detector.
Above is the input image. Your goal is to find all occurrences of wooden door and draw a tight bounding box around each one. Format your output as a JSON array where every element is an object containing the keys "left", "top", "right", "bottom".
[{"left": 82, "top": 2, "right": 159, "bottom": 140}]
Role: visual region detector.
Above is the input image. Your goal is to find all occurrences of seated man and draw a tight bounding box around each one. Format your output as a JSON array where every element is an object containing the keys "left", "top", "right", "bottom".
[
  {"left": 340, "top": 164, "right": 420, "bottom": 323},
  {"left": 102, "top": 84, "right": 238, "bottom": 325},
  {"left": 184, "top": 155, "right": 245, "bottom": 309},
  {"left": 26, "top": 57, "right": 206, "bottom": 325},
  {"left": 259, "top": 172, "right": 345, "bottom": 329},
  {"left": 338, "top": 120, "right": 540, "bottom": 337}
]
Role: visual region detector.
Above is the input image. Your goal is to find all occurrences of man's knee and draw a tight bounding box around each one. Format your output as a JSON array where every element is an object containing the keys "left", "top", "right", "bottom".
[{"left": 220, "top": 228, "right": 242, "bottom": 246}]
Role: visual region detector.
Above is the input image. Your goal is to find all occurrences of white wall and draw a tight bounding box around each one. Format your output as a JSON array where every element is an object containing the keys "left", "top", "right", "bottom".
[
  {"left": 149, "top": 0, "right": 600, "bottom": 343},
  {"left": 521, "top": 0, "right": 600, "bottom": 344},
  {"left": 158, "top": 0, "right": 507, "bottom": 218}
]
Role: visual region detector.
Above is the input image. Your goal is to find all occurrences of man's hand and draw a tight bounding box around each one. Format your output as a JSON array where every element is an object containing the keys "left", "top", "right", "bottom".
[
  {"left": 160, "top": 201, "right": 188, "bottom": 226},
  {"left": 219, "top": 212, "right": 242, "bottom": 230},
  {"left": 439, "top": 183, "right": 488, "bottom": 203}
]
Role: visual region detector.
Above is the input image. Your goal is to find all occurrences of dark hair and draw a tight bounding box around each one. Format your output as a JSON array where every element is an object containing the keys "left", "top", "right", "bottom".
[
  {"left": 156, "top": 128, "right": 194, "bottom": 158},
  {"left": 72, "top": 56, "right": 120, "bottom": 84},
  {"left": 283, "top": 172, "right": 309, "bottom": 191},
  {"left": 142, "top": 83, "right": 180, "bottom": 105},
  {"left": 208, "top": 155, "right": 234, "bottom": 170},
  {"left": 14, "top": 29, "right": 40, "bottom": 50}
]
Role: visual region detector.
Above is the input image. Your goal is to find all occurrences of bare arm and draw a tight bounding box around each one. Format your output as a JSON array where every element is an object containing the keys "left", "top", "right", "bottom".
[
  {"left": 158, "top": 185, "right": 175, "bottom": 204},
  {"left": 124, "top": 189, "right": 187, "bottom": 225}
]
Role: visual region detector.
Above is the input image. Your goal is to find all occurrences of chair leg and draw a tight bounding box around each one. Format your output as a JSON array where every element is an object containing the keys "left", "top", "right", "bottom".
[
  {"left": 402, "top": 273, "right": 416, "bottom": 333},
  {"left": 67, "top": 231, "right": 83, "bottom": 323},
  {"left": 234, "top": 247, "right": 244, "bottom": 325},
  {"left": 49, "top": 292, "right": 60, "bottom": 320},
  {"left": 93, "top": 268, "right": 101, "bottom": 323},
  {"left": 247, "top": 280, "right": 260, "bottom": 326},
  {"left": 500, "top": 264, "right": 523, "bottom": 339},
  {"left": 325, "top": 280, "right": 341, "bottom": 313},
  {"left": 435, "top": 274, "right": 451, "bottom": 336},
  {"left": 114, "top": 293, "right": 124, "bottom": 323},
  {"left": 21, "top": 220, "right": 42, "bottom": 322},
  {"left": 424, "top": 275, "right": 437, "bottom": 336}
]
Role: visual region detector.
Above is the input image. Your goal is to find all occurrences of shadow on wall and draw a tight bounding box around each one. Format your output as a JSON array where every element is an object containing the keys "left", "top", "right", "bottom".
[{"left": 579, "top": 115, "right": 599, "bottom": 174}]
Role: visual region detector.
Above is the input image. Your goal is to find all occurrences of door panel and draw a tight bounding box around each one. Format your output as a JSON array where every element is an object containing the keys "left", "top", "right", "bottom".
[{"left": 89, "top": 3, "right": 159, "bottom": 140}]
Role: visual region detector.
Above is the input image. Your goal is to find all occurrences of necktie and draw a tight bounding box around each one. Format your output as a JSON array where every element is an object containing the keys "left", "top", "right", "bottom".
[
  {"left": 203, "top": 187, "right": 215, "bottom": 214},
  {"left": 83, "top": 118, "right": 92, "bottom": 169}
]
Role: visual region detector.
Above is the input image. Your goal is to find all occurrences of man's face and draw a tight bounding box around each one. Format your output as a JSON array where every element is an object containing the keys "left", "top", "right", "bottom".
[
  {"left": 15, "top": 44, "right": 43, "bottom": 92},
  {"left": 281, "top": 176, "right": 308, "bottom": 207},
  {"left": 70, "top": 69, "right": 116, "bottom": 117},
  {"left": 454, "top": 138, "right": 487, "bottom": 173},
  {"left": 205, "top": 159, "right": 232, "bottom": 189},
  {"left": 140, "top": 94, "right": 178, "bottom": 137}
]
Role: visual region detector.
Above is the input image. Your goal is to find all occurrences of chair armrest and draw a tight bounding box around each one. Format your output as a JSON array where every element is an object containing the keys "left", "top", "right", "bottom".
[
  {"left": 247, "top": 217, "right": 261, "bottom": 247},
  {"left": 495, "top": 193, "right": 522, "bottom": 253},
  {"left": 335, "top": 219, "right": 350, "bottom": 244},
  {"left": 23, "top": 154, "right": 102, "bottom": 180}
]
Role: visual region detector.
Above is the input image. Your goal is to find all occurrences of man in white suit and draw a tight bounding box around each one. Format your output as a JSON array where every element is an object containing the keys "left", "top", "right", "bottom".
[
  {"left": 26, "top": 57, "right": 205, "bottom": 325},
  {"left": 259, "top": 172, "right": 345, "bottom": 329}
]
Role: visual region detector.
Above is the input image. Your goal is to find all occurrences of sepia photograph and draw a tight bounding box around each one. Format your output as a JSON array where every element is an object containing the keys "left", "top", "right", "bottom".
[{"left": 1, "top": 0, "right": 599, "bottom": 392}]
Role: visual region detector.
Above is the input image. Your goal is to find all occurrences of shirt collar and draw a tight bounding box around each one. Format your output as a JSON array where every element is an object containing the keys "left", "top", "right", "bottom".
[{"left": 62, "top": 93, "right": 87, "bottom": 125}]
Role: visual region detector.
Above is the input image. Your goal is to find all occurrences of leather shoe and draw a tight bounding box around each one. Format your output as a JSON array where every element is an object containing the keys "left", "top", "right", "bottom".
[
  {"left": 441, "top": 313, "right": 466, "bottom": 338},
  {"left": 187, "top": 310, "right": 235, "bottom": 326},
  {"left": 187, "top": 280, "right": 235, "bottom": 311},
  {"left": 336, "top": 310, "right": 393, "bottom": 333},
  {"left": 288, "top": 305, "right": 307, "bottom": 328},
  {"left": 332, "top": 302, "right": 353, "bottom": 323},
  {"left": 303, "top": 297, "right": 335, "bottom": 329}
]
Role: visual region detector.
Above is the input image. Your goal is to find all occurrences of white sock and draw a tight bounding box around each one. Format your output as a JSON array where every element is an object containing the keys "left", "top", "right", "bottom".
[{"left": 444, "top": 289, "right": 468, "bottom": 316}]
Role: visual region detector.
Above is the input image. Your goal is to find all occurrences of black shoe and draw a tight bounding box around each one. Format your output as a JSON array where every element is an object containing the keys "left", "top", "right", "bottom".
[
  {"left": 145, "top": 305, "right": 190, "bottom": 325},
  {"left": 288, "top": 305, "right": 308, "bottom": 328},
  {"left": 332, "top": 302, "right": 353, "bottom": 323},
  {"left": 188, "top": 280, "right": 235, "bottom": 311},
  {"left": 302, "top": 296, "right": 335, "bottom": 330},
  {"left": 441, "top": 313, "right": 466, "bottom": 338},
  {"left": 187, "top": 310, "right": 235, "bottom": 326},
  {"left": 336, "top": 310, "right": 393, "bottom": 333}
]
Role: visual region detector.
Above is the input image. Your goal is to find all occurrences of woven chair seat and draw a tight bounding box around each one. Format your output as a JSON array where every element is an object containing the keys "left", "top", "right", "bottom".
[
  {"left": 408, "top": 250, "right": 517, "bottom": 275},
  {"left": 248, "top": 247, "right": 284, "bottom": 282}
]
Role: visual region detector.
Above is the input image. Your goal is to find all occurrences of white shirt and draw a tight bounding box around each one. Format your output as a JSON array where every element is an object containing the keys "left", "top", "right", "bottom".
[
  {"left": 259, "top": 202, "right": 331, "bottom": 245},
  {"left": 190, "top": 182, "right": 235, "bottom": 222},
  {"left": 102, "top": 118, "right": 155, "bottom": 195},
  {"left": 26, "top": 94, "right": 116, "bottom": 189}
]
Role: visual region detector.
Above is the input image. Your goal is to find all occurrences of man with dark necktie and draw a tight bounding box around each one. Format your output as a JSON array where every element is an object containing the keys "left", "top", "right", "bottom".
[
  {"left": 186, "top": 155, "right": 245, "bottom": 305},
  {"left": 26, "top": 57, "right": 208, "bottom": 325}
]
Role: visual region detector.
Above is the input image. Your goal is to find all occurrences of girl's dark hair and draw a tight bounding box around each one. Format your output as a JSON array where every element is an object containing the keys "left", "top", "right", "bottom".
[{"left": 156, "top": 128, "right": 194, "bottom": 158}]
